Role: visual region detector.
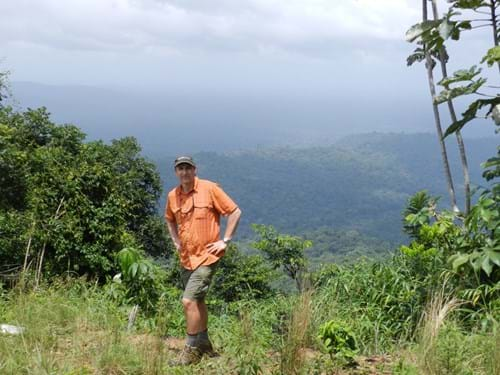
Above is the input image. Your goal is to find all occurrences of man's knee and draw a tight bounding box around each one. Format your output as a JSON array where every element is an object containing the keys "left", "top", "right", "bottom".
[{"left": 182, "top": 298, "right": 200, "bottom": 310}]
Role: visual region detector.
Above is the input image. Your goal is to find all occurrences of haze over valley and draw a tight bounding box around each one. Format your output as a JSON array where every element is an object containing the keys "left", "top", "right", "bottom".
[{"left": 8, "top": 82, "right": 497, "bottom": 260}]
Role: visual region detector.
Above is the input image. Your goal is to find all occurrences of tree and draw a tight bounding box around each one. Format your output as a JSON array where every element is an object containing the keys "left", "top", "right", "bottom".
[
  {"left": 407, "top": 0, "right": 500, "bottom": 213},
  {"left": 0, "top": 106, "right": 171, "bottom": 281},
  {"left": 428, "top": 0, "right": 473, "bottom": 215},
  {"left": 405, "top": 2, "right": 500, "bottom": 296},
  {"left": 407, "top": 0, "right": 459, "bottom": 213},
  {"left": 408, "top": 0, "right": 500, "bottom": 139},
  {"left": 402, "top": 190, "right": 438, "bottom": 239},
  {"left": 252, "top": 224, "right": 312, "bottom": 292}
]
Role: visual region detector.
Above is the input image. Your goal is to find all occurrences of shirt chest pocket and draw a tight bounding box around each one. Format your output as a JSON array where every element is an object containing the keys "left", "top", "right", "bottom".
[
  {"left": 193, "top": 197, "right": 213, "bottom": 240},
  {"left": 193, "top": 199, "right": 212, "bottom": 220},
  {"left": 173, "top": 198, "right": 193, "bottom": 222}
]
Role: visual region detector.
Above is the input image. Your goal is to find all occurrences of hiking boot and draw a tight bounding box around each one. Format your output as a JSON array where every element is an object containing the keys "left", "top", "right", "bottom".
[
  {"left": 169, "top": 344, "right": 202, "bottom": 366},
  {"left": 198, "top": 339, "right": 219, "bottom": 358}
]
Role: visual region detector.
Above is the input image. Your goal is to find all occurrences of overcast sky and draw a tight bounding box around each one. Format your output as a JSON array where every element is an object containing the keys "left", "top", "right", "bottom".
[{"left": 0, "top": 0, "right": 496, "bottom": 149}]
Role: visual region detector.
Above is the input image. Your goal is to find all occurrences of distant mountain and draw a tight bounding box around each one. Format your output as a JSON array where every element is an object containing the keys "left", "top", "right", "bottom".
[
  {"left": 9, "top": 82, "right": 497, "bottom": 259},
  {"left": 12, "top": 81, "right": 494, "bottom": 159},
  {"left": 157, "top": 133, "right": 497, "bottom": 248}
]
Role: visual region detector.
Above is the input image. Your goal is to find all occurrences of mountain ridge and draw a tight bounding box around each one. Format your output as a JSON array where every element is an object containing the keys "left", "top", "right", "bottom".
[{"left": 156, "top": 132, "right": 497, "bottom": 250}]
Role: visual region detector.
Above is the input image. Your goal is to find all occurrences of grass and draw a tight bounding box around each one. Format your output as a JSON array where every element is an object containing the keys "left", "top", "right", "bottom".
[
  {"left": 279, "top": 290, "right": 313, "bottom": 375},
  {"left": 416, "top": 289, "right": 461, "bottom": 374},
  {"left": 0, "top": 275, "right": 498, "bottom": 374}
]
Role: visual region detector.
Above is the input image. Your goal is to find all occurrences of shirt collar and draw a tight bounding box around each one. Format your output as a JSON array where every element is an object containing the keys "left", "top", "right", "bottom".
[{"left": 176, "top": 176, "right": 199, "bottom": 195}]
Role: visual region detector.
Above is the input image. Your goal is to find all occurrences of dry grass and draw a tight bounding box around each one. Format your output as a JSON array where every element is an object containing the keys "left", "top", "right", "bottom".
[
  {"left": 280, "top": 290, "right": 313, "bottom": 375},
  {"left": 416, "top": 288, "right": 462, "bottom": 375}
]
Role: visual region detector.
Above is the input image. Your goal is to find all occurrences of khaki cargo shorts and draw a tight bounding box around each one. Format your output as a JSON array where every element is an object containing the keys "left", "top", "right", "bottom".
[{"left": 180, "top": 261, "right": 219, "bottom": 301}]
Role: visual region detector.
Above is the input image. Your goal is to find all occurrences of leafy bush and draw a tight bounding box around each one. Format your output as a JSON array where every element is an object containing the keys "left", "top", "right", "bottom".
[
  {"left": 252, "top": 224, "right": 311, "bottom": 291},
  {"left": 103, "top": 233, "right": 178, "bottom": 314},
  {"left": 318, "top": 320, "right": 358, "bottom": 365},
  {"left": 401, "top": 185, "right": 499, "bottom": 327},
  {"left": 212, "top": 245, "right": 276, "bottom": 302}
]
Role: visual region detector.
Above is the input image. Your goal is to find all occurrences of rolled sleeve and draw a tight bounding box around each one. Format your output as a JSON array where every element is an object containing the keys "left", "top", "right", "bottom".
[{"left": 211, "top": 184, "right": 238, "bottom": 216}]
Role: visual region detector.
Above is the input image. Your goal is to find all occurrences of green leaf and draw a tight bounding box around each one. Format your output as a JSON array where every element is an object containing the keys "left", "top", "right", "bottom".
[
  {"left": 438, "top": 20, "right": 454, "bottom": 40},
  {"left": 444, "top": 97, "right": 500, "bottom": 137},
  {"left": 405, "top": 21, "right": 440, "bottom": 43},
  {"left": 457, "top": 21, "right": 471, "bottom": 31},
  {"left": 438, "top": 66, "right": 481, "bottom": 89},
  {"left": 450, "top": 253, "right": 469, "bottom": 271},
  {"left": 479, "top": 208, "right": 492, "bottom": 222},
  {"left": 481, "top": 46, "right": 500, "bottom": 67},
  {"left": 451, "top": 0, "right": 488, "bottom": 9},
  {"left": 434, "top": 78, "right": 486, "bottom": 104},
  {"left": 479, "top": 197, "right": 494, "bottom": 207},
  {"left": 486, "top": 250, "right": 500, "bottom": 267},
  {"left": 470, "top": 252, "right": 482, "bottom": 272},
  {"left": 139, "top": 261, "right": 149, "bottom": 275},
  {"left": 130, "top": 262, "right": 138, "bottom": 278},
  {"left": 482, "top": 157, "right": 500, "bottom": 169},
  {"left": 407, "top": 47, "right": 426, "bottom": 67},
  {"left": 481, "top": 255, "right": 493, "bottom": 276}
]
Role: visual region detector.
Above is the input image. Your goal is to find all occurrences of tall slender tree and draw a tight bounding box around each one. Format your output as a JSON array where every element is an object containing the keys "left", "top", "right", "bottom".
[
  {"left": 431, "top": 0, "right": 472, "bottom": 214},
  {"left": 407, "top": 0, "right": 500, "bottom": 211},
  {"left": 488, "top": 0, "right": 499, "bottom": 73},
  {"left": 421, "top": 0, "right": 460, "bottom": 212}
]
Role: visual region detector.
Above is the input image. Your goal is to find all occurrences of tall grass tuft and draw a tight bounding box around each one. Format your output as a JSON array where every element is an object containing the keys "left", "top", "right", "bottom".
[
  {"left": 280, "top": 290, "right": 313, "bottom": 375},
  {"left": 416, "top": 289, "right": 461, "bottom": 374},
  {"left": 487, "top": 327, "right": 500, "bottom": 375}
]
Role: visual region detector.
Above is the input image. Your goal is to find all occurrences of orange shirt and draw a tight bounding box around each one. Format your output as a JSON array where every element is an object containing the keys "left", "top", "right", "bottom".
[{"left": 165, "top": 177, "right": 238, "bottom": 270}]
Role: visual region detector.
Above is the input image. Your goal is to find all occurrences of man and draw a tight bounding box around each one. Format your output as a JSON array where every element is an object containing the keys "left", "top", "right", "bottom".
[{"left": 165, "top": 156, "right": 242, "bottom": 366}]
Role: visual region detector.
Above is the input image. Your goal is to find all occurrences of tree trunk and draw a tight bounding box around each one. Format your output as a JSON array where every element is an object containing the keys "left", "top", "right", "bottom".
[
  {"left": 422, "top": 0, "right": 459, "bottom": 212},
  {"left": 431, "top": 0, "right": 471, "bottom": 214},
  {"left": 35, "top": 242, "right": 46, "bottom": 288},
  {"left": 34, "top": 197, "right": 65, "bottom": 287},
  {"left": 127, "top": 305, "right": 140, "bottom": 331},
  {"left": 490, "top": 0, "right": 500, "bottom": 73},
  {"left": 22, "top": 221, "right": 36, "bottom": 274}
]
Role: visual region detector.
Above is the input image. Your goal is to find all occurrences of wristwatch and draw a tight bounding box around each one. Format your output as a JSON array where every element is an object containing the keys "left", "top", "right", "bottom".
[{"left": 223, "top": 237, "right": 231, "bottom": 245}]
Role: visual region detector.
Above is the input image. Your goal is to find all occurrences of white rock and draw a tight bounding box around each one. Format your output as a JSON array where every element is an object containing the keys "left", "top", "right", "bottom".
[{"left": 0, "top": 324, "right": 25, "bottom": 335}]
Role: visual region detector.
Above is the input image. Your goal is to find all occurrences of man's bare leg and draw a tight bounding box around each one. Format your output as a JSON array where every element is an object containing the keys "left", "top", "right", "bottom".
[
  {"left": 170, "top": 298, "right": 203, "bottom": 366},
  {"left": 182, "top": 298, "right": 202, "bottom": 335}
]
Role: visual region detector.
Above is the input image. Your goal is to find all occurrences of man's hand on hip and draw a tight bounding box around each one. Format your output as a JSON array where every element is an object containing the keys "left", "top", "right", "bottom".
[{"left": 205, "top": 240, "right": 227, "bottom": 256}]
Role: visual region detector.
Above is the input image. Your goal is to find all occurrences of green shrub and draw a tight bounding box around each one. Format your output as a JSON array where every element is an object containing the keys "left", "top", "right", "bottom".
[
  {"left": 318, "top": 320, "right": 358, "bottom": 365},
  {"left": 212, "top": 245, "right": 276, "bottom": 303}
]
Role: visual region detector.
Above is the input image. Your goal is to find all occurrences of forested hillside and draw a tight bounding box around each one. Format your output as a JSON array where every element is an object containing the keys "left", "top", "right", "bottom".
[{"left": 157, "top": 133, "right": 496, "bottom": 249}]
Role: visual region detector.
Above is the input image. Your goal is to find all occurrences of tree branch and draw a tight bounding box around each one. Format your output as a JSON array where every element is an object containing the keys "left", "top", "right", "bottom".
[
  {"left": 475, "top": 92, "right": 496, "bottom": 97},
  {"left": 471, "top": 24, "right": 492, "bottom": 29}
]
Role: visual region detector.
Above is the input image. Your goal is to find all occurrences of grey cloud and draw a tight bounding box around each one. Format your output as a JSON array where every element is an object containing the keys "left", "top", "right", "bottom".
[{"left": 0, "top": 0, "right": 420, "bottom": 58}]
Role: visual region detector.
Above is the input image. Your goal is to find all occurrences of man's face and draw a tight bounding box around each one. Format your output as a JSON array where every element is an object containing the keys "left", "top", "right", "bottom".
[{"left": 175, "top": 164, "right": 196, "bottom": 185}]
